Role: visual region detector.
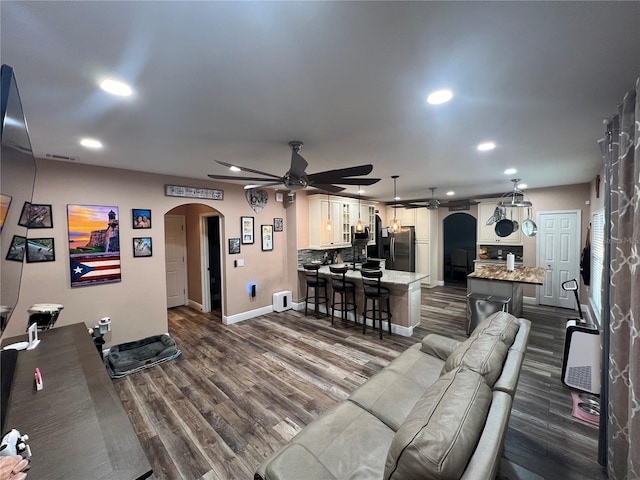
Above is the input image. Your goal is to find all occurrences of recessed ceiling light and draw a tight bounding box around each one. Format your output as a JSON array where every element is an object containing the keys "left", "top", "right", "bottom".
[
  {"left": 504, "top": 168, "right": 517, "bottom": 175},
  {"left": 100, "top": 78, "right": 133, "bottom": 97},
  {"left": 229, "top": 166, "right": 241, "bottom": 172},
  {"left": 517, "top": 183, "right": 528, "bottom": 189},
  {"left": 446, "top": 191, "right": 455, "bottom": 196},
  {"left": 80, "top": 138, "right": 103, "bottom": 149},
  {"left": 477, "top": 141, "right": 496, "bottom": 151},
  {"left": 427, "top": 89, "right": 453, "bottom": 105},
  {"left": 394, "top": 196, "right": 400, "bottom": 201},
  {"left": 357, "top": 189, "right": 365, "bottom": 194}
]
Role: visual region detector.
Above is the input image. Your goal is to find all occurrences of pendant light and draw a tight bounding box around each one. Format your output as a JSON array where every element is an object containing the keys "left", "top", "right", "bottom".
[
  {"left": 390, "top": 175, "right": 401, "bottom": 233},
  {"left": 355, "top": 186, "right": 365, "bottom": 233},
  {"left": 325, "top": 191, "right": 333, "bottom": 232}
]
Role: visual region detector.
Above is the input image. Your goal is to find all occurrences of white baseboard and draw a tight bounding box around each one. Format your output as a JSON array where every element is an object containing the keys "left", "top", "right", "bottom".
[
  {"left": 523, "top": 296, "right": 537, "bottom": 305},
  {"left": 188, "top": 299, "right": 204, "bottom": 311},
  {"left": 223, "top": 305, "right": 273, "bottom": 325}
]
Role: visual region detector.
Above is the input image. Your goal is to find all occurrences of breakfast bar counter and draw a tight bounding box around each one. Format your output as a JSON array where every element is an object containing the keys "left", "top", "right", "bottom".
[
  {"left": 298, "top": 265, "right": 427, "bottom": 336},
  {"left": 467, "top": 265, "right": 545, "bottom": 317}
]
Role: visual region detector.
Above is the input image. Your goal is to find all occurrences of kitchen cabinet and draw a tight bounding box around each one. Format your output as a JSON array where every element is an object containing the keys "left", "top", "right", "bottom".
[
  {"left": 477, "top": 201, "right": 524, "bottom": 245},
  {"left": 308, "top": 195, "right": 376, "bottom": 249}
]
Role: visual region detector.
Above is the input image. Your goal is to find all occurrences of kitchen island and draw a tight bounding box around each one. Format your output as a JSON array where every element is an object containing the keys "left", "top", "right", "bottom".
[
  {"left": 299, "top": 265, "right": 427, "bottom": 336},
  {"left": 467, "top": 264, "right": 545, "bottom": 317}
]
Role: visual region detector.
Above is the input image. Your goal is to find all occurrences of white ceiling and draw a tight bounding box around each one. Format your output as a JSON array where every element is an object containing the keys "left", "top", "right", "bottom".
[{"left": 2, "top": 1, "right": 639, "bottom": 202}]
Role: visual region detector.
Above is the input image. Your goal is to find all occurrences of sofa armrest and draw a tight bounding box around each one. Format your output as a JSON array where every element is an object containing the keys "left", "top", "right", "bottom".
[
  {"left": 420, "top": 334, "right": 461, "bottom": 361},
  {"left": 460, "top": 391, "right": 512, "bottom": 480}
]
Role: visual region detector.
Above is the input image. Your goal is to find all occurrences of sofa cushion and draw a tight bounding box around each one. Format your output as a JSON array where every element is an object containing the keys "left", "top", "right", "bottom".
[
  {"left": 441, "top": 333, "right": 510, "bottom": 387},
  {"left": 261, "top": 400, "right": 395, "bottom": 480},
  {"left": 384, "top": 367, "right": 492, "bottom": 480},
  {"left": 349, "top": 347, "right": 444, "bottom": 430},
  {"left": 470, "top": 311, "right": 520, "bottom": 344},
  {"left": 420, "top": 334, "right": 462, "bottom": 361}
]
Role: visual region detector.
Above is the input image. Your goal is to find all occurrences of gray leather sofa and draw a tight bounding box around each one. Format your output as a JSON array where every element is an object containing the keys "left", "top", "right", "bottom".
[{"left": 255, "top": 311, "right": 531, "bottom": 480}]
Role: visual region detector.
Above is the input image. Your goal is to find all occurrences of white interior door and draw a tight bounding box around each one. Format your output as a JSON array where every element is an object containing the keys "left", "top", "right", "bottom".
[
  {"left": 165, "top": 215, "right": 187, "bottom": 308},
  {"left": 537, "top": 210, "right": 581, "bottom": 308}
]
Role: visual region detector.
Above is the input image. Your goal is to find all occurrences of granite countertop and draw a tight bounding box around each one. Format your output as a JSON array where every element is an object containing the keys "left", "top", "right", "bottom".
[
  {"left": 467, "top": 264, "right": 545, "bottom": 285},
  {"left": 299, "top": 264, "right": 427, "bottom": 287}
]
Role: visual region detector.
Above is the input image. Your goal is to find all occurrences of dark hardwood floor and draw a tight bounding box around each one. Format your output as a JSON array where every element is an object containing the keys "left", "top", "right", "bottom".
[{"left": 113, "top": 285, "right": 607, "bottom": 480}]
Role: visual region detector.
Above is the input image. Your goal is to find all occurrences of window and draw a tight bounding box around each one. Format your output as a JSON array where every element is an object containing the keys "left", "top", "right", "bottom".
[{"left": 590, "top": 208, "right": 605, "bottom": 323}]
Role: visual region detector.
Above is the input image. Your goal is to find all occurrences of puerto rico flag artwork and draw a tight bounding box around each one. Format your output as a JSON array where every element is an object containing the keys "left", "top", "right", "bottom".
[{"left": 67, "top": 204, "right": 121, "bottom": 287}]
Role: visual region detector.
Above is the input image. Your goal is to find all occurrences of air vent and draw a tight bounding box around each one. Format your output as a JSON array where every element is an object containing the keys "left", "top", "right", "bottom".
[{"left": 46, "top": 153, "right": 77, "bottom": 161}]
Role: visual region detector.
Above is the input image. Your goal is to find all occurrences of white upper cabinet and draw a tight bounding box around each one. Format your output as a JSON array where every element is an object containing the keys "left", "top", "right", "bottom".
[
  {"left": 477, "top": 201, "right": 524, "bottom": 245},
  {"left": 308, "top": 195, "right": 377, "bottom": 249}
]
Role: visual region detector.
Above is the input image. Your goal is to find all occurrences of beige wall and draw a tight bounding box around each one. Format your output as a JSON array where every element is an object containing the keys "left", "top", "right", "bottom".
[{"left": 3, "top": 159, "right": 297, "bottom": 347}]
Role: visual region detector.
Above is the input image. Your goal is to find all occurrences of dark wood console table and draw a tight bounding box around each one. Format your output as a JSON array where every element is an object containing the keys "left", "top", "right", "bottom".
[{"left": 2, "top": 322, "right": 152, "bottom": 480}]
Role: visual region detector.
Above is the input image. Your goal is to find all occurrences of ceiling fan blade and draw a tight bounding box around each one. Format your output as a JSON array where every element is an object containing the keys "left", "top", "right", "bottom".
[
  {"left": 310, "top": 184, "right": 345, "bottom": 193},
  {"left": 244, "top": 181, "right": 282, "bottom": 189},
  {"left": 207, "top": 174, "right": 282, "bottom": 182},
  {"left": 314, "top": 177, "right": 380, "bottom": 186},
  {"left": 215, "top": 160, "right": 282, "bottom": 180},
  {"left": 289, "top": 150, "right": 308, "bottom": 178},
  {"left": 307, "top": 164, "right": 374, "bottom": 182}
]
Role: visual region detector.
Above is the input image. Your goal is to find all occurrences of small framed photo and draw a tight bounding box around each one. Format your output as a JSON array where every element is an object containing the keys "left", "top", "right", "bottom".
[
  {"left": 261, "top": 224, "right": 273, "bottom": 251},
  {"left": 133, "top": 237, "right": 152, "bottom": 257},
  {"left": 273, "top": 217, "right": 283, "bottom": 232},
  {"left": 18, "top": 202, "right": 53, "bottom": 228},
  {"left": 241, "top": 216, "right": 254, "bottom": 244},
  {"left": 26, "top": 237, "right": 55, "bottom": 263},
  {"left": 228, "top": 237, "right": 241, "bottom": 254},
  {"left": 6, "top": 235, "right": 26, "bottom": 262},
  {"left": 132, "top": 209, "right": 152, "bottom": 229},
  {"left": 275, "top": 192, "right": 284, "bottom": 202}
]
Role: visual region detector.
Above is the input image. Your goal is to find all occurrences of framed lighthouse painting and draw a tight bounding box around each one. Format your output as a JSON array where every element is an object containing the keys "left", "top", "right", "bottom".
[{"left": 67, "top": 204, "right": 121, "bottom": 287}]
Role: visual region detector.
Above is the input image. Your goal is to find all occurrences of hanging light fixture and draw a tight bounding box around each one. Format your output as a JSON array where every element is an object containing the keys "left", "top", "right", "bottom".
[
  {"left": 390, "top": 175, "right": 401, "bottom": 233},
  {"left": 325, "top": 191, "right": 333, "bottom": 232},
  {"left": 497, "top": 178, "right": 533, "bottom": 208},
  {"left": 355, "top": 187, "right": 365, "bottom": 233}
]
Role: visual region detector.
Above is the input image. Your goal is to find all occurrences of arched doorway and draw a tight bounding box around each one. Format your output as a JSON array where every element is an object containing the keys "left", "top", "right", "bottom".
[
  {"left": 443, "top": 212, "right": 477, "bottom": 285},
  {"left": 164, "top": 203, "right": 222, "bottom": 313}
]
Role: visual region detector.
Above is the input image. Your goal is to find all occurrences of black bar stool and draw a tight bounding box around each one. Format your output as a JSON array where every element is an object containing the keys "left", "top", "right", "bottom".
[
  {"left": 329, "top": 265, "right": 357, "bottom": 327},
  {"left": 303, "top": 264, "right": 328, "bottom": 317},
  {"left": 360, "top": 269, "right": 392, "bottom": 339}
]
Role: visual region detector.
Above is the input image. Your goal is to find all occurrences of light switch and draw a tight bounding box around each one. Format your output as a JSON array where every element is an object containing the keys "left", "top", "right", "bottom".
[{"left": 235, "top": 259, "right": 244, "bottom": 267}]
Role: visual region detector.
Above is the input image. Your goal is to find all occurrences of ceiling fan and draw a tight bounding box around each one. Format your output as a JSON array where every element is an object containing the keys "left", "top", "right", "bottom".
[
  {"left": 207, "top": 141, "right": 380, "bottom": 193},
  {"left": 388, "top": 188, "right": 479, "bottom": 210}
]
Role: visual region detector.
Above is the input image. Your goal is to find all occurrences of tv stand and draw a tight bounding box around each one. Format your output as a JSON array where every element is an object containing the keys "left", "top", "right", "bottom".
[{"left": 1, "top": 323, "right": 152, "bottom": 479}]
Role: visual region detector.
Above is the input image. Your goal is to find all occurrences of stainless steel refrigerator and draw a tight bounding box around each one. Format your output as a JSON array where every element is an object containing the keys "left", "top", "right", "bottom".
[{"left": 382, "top": 226, "right": 416, "bottom": 272}]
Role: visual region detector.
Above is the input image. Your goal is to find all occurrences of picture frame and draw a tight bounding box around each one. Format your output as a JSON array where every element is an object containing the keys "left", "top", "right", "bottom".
[
  {"left": 275, "top": 192, "right": 284, "bottom": 203},
  {"left": 0, "top": 194, "right": 12, "bottom": 233},
  {"left": 241, "top": 216, "right": 254, "bottom": 244},
  {"left": 6, "top": 235, "right": 26, "bottom": 262},
  {"left": 228, "top": 237, "right": 241, "bottom": 254},
  {"left": 261, "top": 224, "right": 273, "bottom": 251},
  {"left": 133, "top": 237, "right": 152, "bottom": 257},
  {"left": 18, "top": 202, "right": 53, "bottom": 228},
  {"left": 273, "top": 217, "right": 283, "bottom": 232},
  {"left": 26, "top": 237, "right": 55, "bottom": 263},
  {"left": 132, "top": 209, "right": 152, "bottom": 229}
]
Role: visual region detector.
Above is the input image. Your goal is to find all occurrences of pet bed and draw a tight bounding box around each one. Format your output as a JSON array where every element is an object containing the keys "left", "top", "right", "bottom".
[{"left": 104, "top": 333, "right": 181, "bottom": 378}]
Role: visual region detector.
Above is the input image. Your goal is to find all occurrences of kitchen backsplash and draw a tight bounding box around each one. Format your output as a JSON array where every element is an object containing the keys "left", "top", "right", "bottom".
[
  {"left": 298, "top": 247, "right": 365, "bottom": 267},
  {"left": 479, "top": 245, "right": 523, "bottom": 260}
]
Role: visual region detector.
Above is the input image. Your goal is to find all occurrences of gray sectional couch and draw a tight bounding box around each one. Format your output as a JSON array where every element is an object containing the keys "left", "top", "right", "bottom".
[{"left": 255, "top": 311, "right": 531, "bottom": 480}]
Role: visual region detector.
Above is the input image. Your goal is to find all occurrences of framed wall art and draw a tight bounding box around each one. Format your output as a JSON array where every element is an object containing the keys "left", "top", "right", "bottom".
[
  {"left": 274, "top": 217, "right": 283, "bottom": 232},
  {"left": 261, "top": 224, "right": 273, "bottom": 251},
  {"left": 6, "top": 235, "right": 26, "bottom": 262},
  {"left": 133, "top": 237, "right": 152, "bottom": 257},
  {"left": 241, "top": 216, "right": 254, "bottom": 244},
  {"left": 67, "top": 204, "right": 121, "bottom": 287},
  {"left": 132, "top": 209, "right": 152, "bottom": 229},
  {"left": 18, "top": 202, "right": 53, "bottom": 228},
  {"left": 228, "top": 237, "right": 241, "bottom": 254},
  {"left": 0, "top": 194, "right": 12, "bottom": 233},
  {"left": 25, "top": 237, "right": 55, "bottom": 263}
]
